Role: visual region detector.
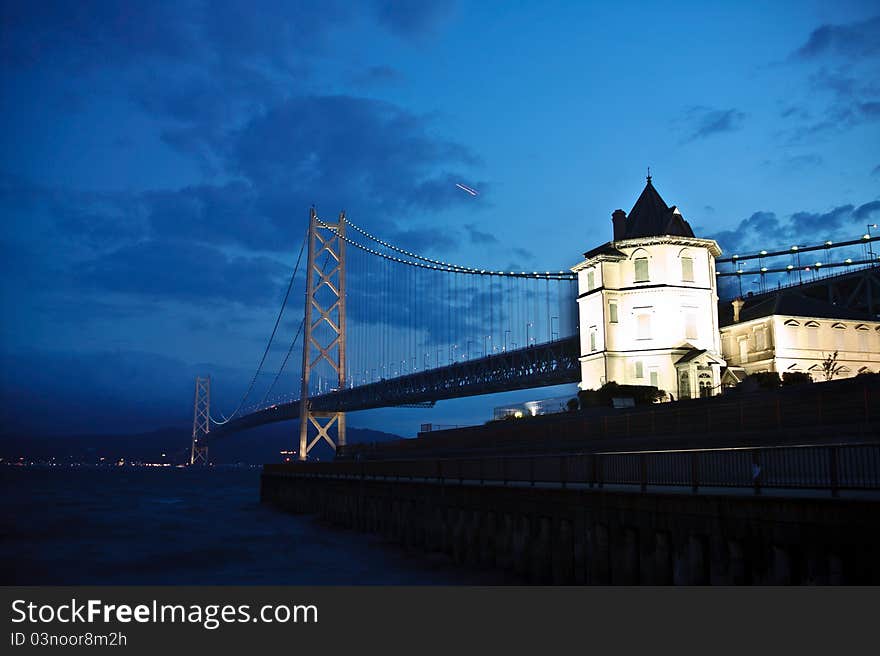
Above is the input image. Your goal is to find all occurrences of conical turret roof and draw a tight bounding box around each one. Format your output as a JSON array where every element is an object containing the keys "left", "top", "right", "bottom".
[{"left": 620, "top": 176, "right": 695, "bottom": 239}]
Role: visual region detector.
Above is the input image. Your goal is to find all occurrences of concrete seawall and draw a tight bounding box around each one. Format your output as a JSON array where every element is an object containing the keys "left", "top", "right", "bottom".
[{"left": 261, "top": 472, "right": 880, "bottom": 584}]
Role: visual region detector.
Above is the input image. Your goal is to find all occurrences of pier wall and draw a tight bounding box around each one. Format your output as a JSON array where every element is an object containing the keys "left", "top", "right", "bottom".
[{"left": 260, "top": 472, "right": 880, "bottom": 584}]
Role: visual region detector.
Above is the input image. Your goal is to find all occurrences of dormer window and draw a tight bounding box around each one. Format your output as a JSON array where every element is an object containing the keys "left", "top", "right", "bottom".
[{"left": 634, "top": 257, "right": 649, "bottom": 282}]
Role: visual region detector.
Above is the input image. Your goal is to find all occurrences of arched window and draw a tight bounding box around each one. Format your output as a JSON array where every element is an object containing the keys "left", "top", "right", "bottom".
[{"left": 633, "top": 249, "right": 649, "bottom": 282}]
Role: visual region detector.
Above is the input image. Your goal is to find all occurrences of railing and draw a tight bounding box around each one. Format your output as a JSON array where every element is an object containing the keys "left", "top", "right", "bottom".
[{"left": 265, "top": 442, "right": 880, "bottom": 498}]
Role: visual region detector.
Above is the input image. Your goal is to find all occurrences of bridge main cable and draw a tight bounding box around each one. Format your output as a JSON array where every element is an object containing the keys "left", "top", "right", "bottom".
[{"left": 318, "top": 216, "right": 576, "bottom": 280}]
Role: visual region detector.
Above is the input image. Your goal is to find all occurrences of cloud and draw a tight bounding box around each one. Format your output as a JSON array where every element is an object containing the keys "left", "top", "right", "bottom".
[
  {"left": 223, "top": 95, "right": 479, "bottom": 219},
  {"left": 370, "top": 0, "right": 456, "bottom": 39},
  {"left": 709, "top": 201, "right": 878, "bottom": 256},
  {"left": 872, "top": 164, "right": 880, "bottom": 177},
  {"left": 464, "top": 223, "right": 499, "bottom": 245},
  {"left": 793, "top": 15, "right": 880, "bottom": 61},
  {"left": 854, "top": 200, "right": 880, "bottom": 222},
  {"left": 782, "top": 18, "right": 880, "bottom": 141},
  {"left": 78, "top": 239, "right": 289, "bottom": 307},
  {"left": 512, "top": 248, "right": 534, "bottom": 262},
  {"left": 679, "top": 106, "right": 746, "bottom": 142}
]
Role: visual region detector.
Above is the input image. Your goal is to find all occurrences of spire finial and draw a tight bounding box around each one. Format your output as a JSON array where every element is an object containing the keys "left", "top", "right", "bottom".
[{"left": 646, "top": 167, "right": 652, "bottom": 184}]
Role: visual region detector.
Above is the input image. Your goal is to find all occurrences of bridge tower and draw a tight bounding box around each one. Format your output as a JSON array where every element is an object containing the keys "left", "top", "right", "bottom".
[
  {"left": 190, "top": 376, "right": 210, "bottom": 465},
  {"left": 298, "top": 208, "right": 347, "bottom": 460}
]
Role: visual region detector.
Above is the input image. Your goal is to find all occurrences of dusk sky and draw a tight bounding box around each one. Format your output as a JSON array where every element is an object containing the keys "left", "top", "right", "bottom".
[{"left": 2, "top": 1, "right": 879, "bottom": 438}]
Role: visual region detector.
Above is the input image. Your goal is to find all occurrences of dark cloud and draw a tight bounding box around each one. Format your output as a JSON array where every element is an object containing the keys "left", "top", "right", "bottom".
[
  {"left": 0, "top": 1, "right": 356, "bottom": 74},
  {"left": 679, "top": 106, "right": 746, "bottom": 142},
  {"left": 465, "top": 223, "right": 499, "bottom": 245},
  {"left": 793, "top": 15, "right": 880, "bottom": 60},
  {"left": 512, "top": 248, "right": 534, "bottom": 262},
  {"left": 872, "top": 164, "right": 880, "bottom": 177},
  {"left": 782, "top": 18, "right": 880, "bottom": 141},
  {"left": 710, "top": 202, "right": 878, "bottom": 256},
  {"left": 224, "top": 95, "right": 478, "bottom": 219},
  {"left": 0, "top": 1, "right": 198, "bottom": 72},
  {"left": 142, "top": 181, "right": 288, "bottom": 252},
  {"left": 370, "top": 0, "right": 456, "bottom": 38},
  {"left": 854, "top": 200, "right": 880, "bottom": 222},
  {"left": 79, "top": 240, "right": 288, "bottom": 307}
]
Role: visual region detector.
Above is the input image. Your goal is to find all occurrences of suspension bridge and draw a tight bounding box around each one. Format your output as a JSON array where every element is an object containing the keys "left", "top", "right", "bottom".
[{"left": 190, "top": 205, "right": 880, "bottom": 464}]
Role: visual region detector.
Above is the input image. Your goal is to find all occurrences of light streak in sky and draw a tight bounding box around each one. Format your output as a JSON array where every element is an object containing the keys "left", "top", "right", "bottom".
[{"left": 455, "top": 183, "right": 479, "bottom": 196}]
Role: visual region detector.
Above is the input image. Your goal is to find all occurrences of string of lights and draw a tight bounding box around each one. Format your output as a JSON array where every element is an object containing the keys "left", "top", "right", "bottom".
[{"left": 317, "top": 216, "right": 575, "bottom": 279}]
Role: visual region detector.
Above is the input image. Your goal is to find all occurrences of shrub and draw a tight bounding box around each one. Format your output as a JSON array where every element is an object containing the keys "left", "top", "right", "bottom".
[{"left": 782, "top": 371, "right": 812, "bottom": 386}]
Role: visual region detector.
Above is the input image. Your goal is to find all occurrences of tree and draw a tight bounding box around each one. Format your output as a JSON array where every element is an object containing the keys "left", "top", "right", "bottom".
[
  {"left": 566, "top": 397, "right": 580, "bottom": 412},
  {"left": 821, "top": 351, "right": 844, "bottom": 381}
]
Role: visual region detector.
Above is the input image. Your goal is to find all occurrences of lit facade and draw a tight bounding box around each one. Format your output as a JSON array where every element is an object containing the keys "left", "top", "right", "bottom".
[
  {"left": 719, "top": 303, "right": 880, "bottom": 380},
  {"left": 573, "top": 177, "right": 880, "bottom": 398},
  {"left": 572, "top": 178, "right": 726, "bottom": 399}
]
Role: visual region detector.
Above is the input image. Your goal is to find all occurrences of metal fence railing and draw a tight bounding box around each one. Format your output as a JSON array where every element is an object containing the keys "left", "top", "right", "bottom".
[{"left": 265, "top": 442, "right": 880, "bottom": 497}]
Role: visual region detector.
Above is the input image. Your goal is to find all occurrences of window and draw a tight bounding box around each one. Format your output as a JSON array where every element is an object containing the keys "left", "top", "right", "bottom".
[
  {"left": 586, "top": 269, "right": 595, "bottom": 291},
  {"left": 589, "top": 326, "right": 597, "bottom": 352},
  {"left": 637, "top": 313, "right": 651, "bottom": 340},
  {"left": 755, "top": 327, "right": 766, "bottom": 351},
  {"left": 649, "top": 370, "right": 659, "bottom": 388},
  {"left": 608, "top": 301, "right": 618, "bottom": 323},
  {"left": 858, "top": 329, "right": 868, "bottom": 351},
  {"left": 634, "top": 257, "right": 649, "bottom": 282},
  {"left": 635, "top": 361, "right": 644, "bottom": 379},
  {"left": 681, "top": 256, "right": 694, "bottom": 282},
  {"left": 698, "top": 367, "right": 712, "bottom": 398},
  {"left": 739, "top": 338, "right": 748, "bottom": 363},
  {"left": 684, "top": 312, "right": 698, "bottom": 340},
  {"left": 678, "top": 370, "right": 691, "bottom": 399}
]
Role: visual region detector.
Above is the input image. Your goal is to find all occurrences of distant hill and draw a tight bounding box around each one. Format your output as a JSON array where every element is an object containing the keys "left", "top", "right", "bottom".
[{"left": 0, "top": 422, "right": 404, "bottom": 465}]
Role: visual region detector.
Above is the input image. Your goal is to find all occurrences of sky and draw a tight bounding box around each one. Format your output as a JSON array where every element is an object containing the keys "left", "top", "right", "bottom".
[{"left": 1, "top": 0, "right": 879, "bottom": 438}]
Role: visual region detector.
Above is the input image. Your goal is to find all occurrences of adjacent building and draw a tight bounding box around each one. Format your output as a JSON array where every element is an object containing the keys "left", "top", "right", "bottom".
[{"left": 719, "top": 291, "right": 880, "bottom": 381}]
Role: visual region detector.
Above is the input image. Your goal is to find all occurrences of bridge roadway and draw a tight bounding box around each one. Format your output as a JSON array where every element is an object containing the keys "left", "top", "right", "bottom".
[{"left": 209, "top": 336, "right": 581, "bottom": 438}]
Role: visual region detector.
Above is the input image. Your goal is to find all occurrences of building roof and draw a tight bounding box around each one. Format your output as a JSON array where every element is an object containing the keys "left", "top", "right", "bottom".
[
  {"left": 718, "top": 290, "right": 872, "bottom": 327},
  {"left": 582, "top": 242, "right": 627, "bottom": 260},
  {"left": 675, "top": 348, "right": 707, "bottom": 365},
  {"left": 619, "top": 177, "right": 696, "bottom": 240}
]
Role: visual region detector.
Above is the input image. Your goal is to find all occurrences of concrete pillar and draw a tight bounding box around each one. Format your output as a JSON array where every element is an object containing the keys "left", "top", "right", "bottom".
[
  {"left": 769, "top": 545, "right": 792, "bottom": 585},
  {"left": 512, "top": 516, "right": 531, "bottom": 578},
  {"left": 480, "top": 511, "right": 497, "bottom": 568},
  {"left": 728, "top": 540, "right": 746, "bottom": 585},
  {"left": 553, "top": 519, "right": 575, "bottom": 585},
  {"left": 530, "top": 516, "right": 552, "bottom": 584},
  {"left": 496, "top": 513, "right": 514, "bottom": 571},
  {"left": 613, "top": 527, "right": 639, "bottom": 585},
  {"left": 588, "top": 523, "right": 611, "bottom": 585}
]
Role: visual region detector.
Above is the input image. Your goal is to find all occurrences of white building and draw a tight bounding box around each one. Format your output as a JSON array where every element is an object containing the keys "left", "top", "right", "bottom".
[
  {"left": 572, "top": 176, "right": 726, "bottom": 400},
  {"left": 572, "top": 177, "right": 880, "bottom": 398},
  {"left": 719, "top": 291, "right": 880, "bottom": 381}
]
